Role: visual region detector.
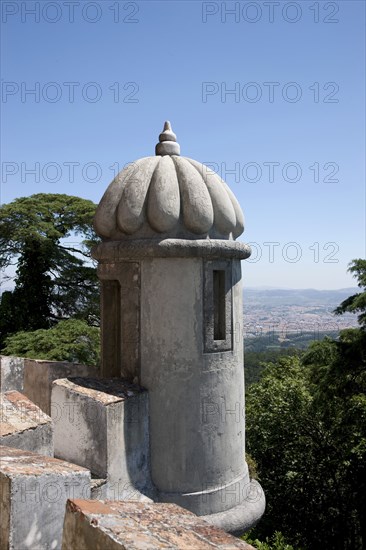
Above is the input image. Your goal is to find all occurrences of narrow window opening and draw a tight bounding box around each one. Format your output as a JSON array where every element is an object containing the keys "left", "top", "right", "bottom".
[{"left": 213, "top": 270, "right": 226, "bottom": 340}]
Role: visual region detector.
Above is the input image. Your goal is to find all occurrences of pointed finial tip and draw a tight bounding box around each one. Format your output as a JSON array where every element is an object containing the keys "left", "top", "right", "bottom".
[{"left": 156, "top": 121, "right": 180, "bottom": 156}]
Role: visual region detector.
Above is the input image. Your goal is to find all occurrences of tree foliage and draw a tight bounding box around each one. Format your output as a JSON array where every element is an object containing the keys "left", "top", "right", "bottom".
[
  {"left": 0, "top": 193, "right": 96, "bottom": 266},
  {"left": 245, "top": 347, "right": 301, "bottom": 386},
  {"left": 334, "top": 259, "right": 366, "bottom": 328},
  {"left": 0, "top": 194, "right": 99, "bottom": 347},
  {"left": 244, "top": 531, "right": 295, "bottom": 550},
  {"left": 2, "top": 319, "right": 100, "bottom": 366},
  {"left": 246, "top": 259, "right": 366, "bottom": 549}
]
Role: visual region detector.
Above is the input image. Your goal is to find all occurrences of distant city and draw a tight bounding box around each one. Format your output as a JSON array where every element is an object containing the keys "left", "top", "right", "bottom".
[{"left": 243, "top": 287, "right": 359, "bottom": 340}]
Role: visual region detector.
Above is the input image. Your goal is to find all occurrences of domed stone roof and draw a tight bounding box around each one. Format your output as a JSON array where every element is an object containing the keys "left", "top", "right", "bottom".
[{"left": 94, "top": 122, "right": 245, "bottom": 241}]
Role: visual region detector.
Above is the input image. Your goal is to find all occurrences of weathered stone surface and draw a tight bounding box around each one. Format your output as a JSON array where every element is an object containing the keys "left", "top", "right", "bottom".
[
  {"left": 98, "top": 262, "right": 140, "bottom": 380},
  {"left": 155, "top": 120, "right": 181, "bottom": 156},
  {"left": 92, "top": 238, "right": 252, "bottom": 261},
  {"left": 23, "top": 358, "right": 98, "bottom": 415},
  {"left": 0, "top": 391, "right": 53, "bottom": 456},
  {"left": 202, "top": 479, "right": 266, "bottom": 536},
  {"left": 117, "top": 157, "right": 160, "bottom": 235},
  {"left": 52, "top": 377, "right": 152, "bottom": 501},
  {"left": 92, "top": 242, "right": 262, "bottom": 533},
  {"left": 90, "top": 121, "right": 264, "bottom": 536},
  {"left": 90, "top": 477, "right": 108, "bottom": 499},
  {"left": 62, "top": 499, "right": 255, "bottom": 550},
  {"left": 189, "top": 158, "right": 244, "bottom": 237},
  {"left": 147, "top": 155, "right": 180, "bottom": 232},
  {"left": 93, "top": 123, "right": 245, "bottom": 241},
  {"left": 174, "top": 155, "right": 214, "bottom": 234},
  {"left": 139, "top": 257, "right": 254, "bottom": 520},
  {"left": 0, "top": 355, "right": 24, "bottom": 393},
  {"left": 0, "top": 446, "right": 90, "bottom": 550}
]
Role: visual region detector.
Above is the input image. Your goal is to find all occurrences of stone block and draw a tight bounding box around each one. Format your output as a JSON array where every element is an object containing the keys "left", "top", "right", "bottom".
[
  {"left": 62, "top": 499, "right": 255, "bottom": 549},
  {"left": 23, "top": 358, "right": 99, "bottom": 415},
  {"left": 0, "top": 355, "right": 24, "bottom": 393},
  {"left": 0, "top": 446, "right": 91, "bottom": 550},
  {"left": 0, "top": 391, "right": 53, "bottom": 456},
  {"left": 52, "top": 377, "right": 151, "bottom": 500}
]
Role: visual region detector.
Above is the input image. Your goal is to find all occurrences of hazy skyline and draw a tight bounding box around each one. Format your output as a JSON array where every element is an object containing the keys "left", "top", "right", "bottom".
[{"left": 1, "top": 1, "right": 365, "bottom": 289}]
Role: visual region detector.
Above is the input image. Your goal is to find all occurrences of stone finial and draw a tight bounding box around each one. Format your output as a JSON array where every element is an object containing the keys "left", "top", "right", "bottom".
[{"left": 155, "top": 121, "right": 181, "bottom": 156}]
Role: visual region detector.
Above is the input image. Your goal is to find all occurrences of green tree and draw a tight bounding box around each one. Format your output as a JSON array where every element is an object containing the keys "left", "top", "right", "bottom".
[
  {"left": 246, "top": 259, "right": 366, "bottom": 549},
  {"left": 2, "top": 319, "right": 100, "bottom": 366},
  {"left": 0, "top": 193, "right": 99, "bottom": 346},
  {"left": 246, "top": 356, "right": 319, "bottom": 548},
  {"left": 334, "top": 259, "right": 366, "bottom": 328},
  {"left": 8, "top": 239, "right": 53, "bottom": 331},
  {"left": 245, "top": 347, "right": 301, "bottom": 386},
  {"left": 243, "top": 531, "right": 295, "bottom": 550}
]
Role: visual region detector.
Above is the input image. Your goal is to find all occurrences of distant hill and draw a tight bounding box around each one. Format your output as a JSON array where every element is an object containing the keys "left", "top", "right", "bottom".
[{"left": 244, "top": 287, "right": 358, "bottom": 307}]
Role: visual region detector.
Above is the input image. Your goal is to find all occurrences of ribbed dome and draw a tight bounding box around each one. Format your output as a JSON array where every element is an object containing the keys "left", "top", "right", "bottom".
[{"left": 94, "top": 122, "right": 245, "bottom": 241}]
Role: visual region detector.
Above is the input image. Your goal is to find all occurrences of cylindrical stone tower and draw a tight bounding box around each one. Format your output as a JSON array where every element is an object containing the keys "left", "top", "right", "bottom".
[{"left": 92, "top": 122, "right": 265, "bottom": 534}]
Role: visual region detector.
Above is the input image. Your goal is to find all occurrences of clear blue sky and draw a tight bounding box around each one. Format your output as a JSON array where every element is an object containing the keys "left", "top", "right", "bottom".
[{"left": 1, "top": 0, "right": 365, "bottom": 289}]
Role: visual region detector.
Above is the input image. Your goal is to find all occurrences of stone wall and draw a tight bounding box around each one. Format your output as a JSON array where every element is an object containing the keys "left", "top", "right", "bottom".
[
  {"left": 0, "top": 354, "right": 262, "bottom": 548},
  {"left": 0, "top": 390, "right": 53, "bottom": 456},
  {"left": 0, "top": 355, "right": 24, "bottom": 393},
  {"left": 62, "top": 499, "right": 256, "bottom": 550}
]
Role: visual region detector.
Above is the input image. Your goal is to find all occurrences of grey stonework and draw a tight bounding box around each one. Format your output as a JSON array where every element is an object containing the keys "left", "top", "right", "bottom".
[
  {"left": 52, "top": 377, "right": 153, "bottom": 502},
  {"left": 0, "top": 446, "right": 90, "bottom": 550},
  {"left": 94, "top": 124, "right": 244, "bottom": 242},
  {"left": 0, "top": 391, "right": 53, "bottom": 456},
  {"left": 203, "top": 259, "right": 233, "bottom": 353},
  {"left": 0, "top": 122, "right": 265, "bottom": 545},
  {"left": 62, "top": 499, "right": 256, "bottom": 550},
  {"left": 23, "top": 358, "right": 98, "bottom": 415},
  {"left": 93, "top": 237, "right": 251, "bottom": 261},
  {"left": 0, "top": 355, "right": 24, "bottom": 393},
  {"left": 90, "top": 122, "right": 265, "bottom": 534},
  {"left": 90, "top": 245, "right": 263, "bottom": 532},
  {"left": 98, "top": 262, "right": 140, "bottom": 380}
]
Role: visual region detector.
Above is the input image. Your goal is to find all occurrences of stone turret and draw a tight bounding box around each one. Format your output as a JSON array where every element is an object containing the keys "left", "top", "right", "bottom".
[{"left": 92, "top": 122, "right": 265, "bottom": 534}]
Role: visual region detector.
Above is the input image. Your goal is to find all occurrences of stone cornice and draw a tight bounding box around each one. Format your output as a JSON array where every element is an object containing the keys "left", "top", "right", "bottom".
[{"left": 92, "top": 239, "right": 251, "bottom": 261}]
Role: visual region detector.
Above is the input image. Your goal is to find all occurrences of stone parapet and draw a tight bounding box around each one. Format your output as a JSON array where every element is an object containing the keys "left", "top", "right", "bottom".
[
  {"left": 62, "top": 499, "right": 256, "bottom": 550},
  {"left": 0, "top": 356, "right": 24, "bottom": 393},
  {"left": 0, "top": 446, "right": 90, "bottom": 550},
  {"left": 23, "top": 358, "right": 99, "bottom": 415},
  {"left": 0, "top": 391, "right": 53, "bottom": 456},
  {"left": 52, "top": 377, "right": 152, "bottom": 501}
]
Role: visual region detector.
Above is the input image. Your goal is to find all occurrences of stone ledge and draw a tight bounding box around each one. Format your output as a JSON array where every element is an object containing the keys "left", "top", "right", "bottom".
[
  {"left": 0, "top": 391, "right": 53, "bottom": 456},
  {"left": 52, "top": 377, "right": 151, "bottom": 499},
  {"left": 92, "top": 238, "right": 252, "bottom": 261},
  {"left": 53, "top": 377, "right": 145, "bottom": 405},
  {"left": 0, "top": 445, "right": 89, "bottom": 476},
  {"left": 0, "top": 446, "right": 91, "bottom": 550},
  {"left": 1, "top": 391, "right": 51, "bottom": 434},
  {"left": 62, "top": 499, "right": 256, "bottom": 550},
  {"left": 202, "top": 480, "right": 266, "bottom": 537}
]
